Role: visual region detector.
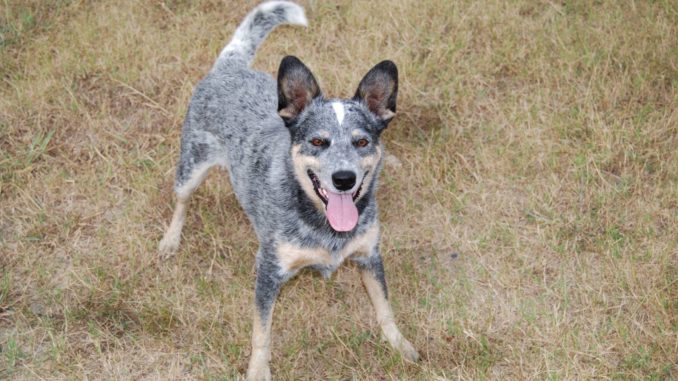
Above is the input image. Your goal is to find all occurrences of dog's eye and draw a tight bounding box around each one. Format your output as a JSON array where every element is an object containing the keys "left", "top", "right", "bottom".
[
  {"left": 355, "top": 139, "right": 369, "bottom": 148},
  {"left": 311, "top": 138, "right": 326, "bottom": 147}
]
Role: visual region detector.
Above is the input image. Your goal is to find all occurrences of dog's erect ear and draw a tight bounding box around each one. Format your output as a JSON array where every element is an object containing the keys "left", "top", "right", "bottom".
[
  {"left": 277, "top": 56, "right": 321, "bottom": 125},
  {"left": 353, "top": 60, "right": 398, "bottom": 124}
]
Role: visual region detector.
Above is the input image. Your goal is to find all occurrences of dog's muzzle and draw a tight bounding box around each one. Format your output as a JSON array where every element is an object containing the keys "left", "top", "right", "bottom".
[{"left": 307, "top": 169, "right": 367, "bottom": 231}]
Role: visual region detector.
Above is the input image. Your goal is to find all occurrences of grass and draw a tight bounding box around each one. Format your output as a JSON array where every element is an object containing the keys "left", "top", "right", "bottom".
[{"left": 1, "top": 0, "right": 677, "bottom": 379}]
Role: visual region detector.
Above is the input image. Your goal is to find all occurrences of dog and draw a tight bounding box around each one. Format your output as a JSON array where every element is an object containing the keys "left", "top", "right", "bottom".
[{"left": 158, "top": 2, "right": 419, "bottom": 379}]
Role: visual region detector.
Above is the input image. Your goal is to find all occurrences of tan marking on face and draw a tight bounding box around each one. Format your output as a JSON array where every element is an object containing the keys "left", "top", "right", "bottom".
[
  {"left": 355, "top": 146, "right": 382, "bottom": 202},
  {"left": 291, "top": 144, "right": 325, "bottom": 211},
  {"left": 318, "top": 130, "right": 330, "bottom": 138},
  {"left": 361, "top": 145, "right": 382, "bottom": 169},
  {"left": 277, "top": 242, "right": 332, "bottom": 273}
]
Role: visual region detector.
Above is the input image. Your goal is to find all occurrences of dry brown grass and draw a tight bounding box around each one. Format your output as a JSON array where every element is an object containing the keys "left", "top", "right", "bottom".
[{"left": 1, "top": 0, "right": 677, "bottom": 379}]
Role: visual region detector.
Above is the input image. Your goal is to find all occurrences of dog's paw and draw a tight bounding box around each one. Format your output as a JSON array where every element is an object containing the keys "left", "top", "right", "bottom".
[
  {"left": 246, "top": 365, "right": 271, "bottom": 381},
  {"left": 158, "top": 235, "right": 180, "bottom": 259},
  {"left": 399, "top": 339, "right": 420, "bottom": 362}
]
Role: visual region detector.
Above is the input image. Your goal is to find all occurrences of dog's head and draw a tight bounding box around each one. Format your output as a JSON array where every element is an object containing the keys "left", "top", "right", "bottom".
[{"left": 277, "top": 56, "right": 398, "bottom": 232}]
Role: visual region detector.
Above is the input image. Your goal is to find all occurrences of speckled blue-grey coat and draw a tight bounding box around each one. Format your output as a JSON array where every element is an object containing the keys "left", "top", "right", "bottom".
[{"left": 158, "top": 2, "right": 419, "bottom": 379}]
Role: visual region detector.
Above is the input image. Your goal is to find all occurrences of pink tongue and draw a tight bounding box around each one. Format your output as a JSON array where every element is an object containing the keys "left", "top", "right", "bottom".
[{"left": 326, "top": 192, "right": 359, "bottom": 232}]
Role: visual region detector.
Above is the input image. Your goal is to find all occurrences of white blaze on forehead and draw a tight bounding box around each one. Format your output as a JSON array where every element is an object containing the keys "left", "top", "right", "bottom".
[{"left": 332, "top": 102, "right": 345, "bottom": 126}]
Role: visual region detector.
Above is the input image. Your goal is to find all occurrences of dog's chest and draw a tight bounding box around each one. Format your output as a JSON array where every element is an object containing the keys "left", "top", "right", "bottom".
[{"left": 275, "top": 224, "right": 379, "bottom": 277}]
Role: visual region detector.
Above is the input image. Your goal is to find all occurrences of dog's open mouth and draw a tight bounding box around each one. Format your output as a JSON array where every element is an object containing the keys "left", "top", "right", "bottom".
[{"left": 307, "top": 170, "right": 366, "bottom": 232}]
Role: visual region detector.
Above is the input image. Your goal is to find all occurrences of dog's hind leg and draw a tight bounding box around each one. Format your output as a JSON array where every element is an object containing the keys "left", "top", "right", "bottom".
[
  {"left": 359, "top": 253, "right": 420, "bottom": 362},
  {"left": 159, "top": 158, "right": 217, "bottom": 259}
]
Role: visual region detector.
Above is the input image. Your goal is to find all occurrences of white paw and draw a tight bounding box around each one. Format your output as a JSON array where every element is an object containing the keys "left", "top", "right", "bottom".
[
  {"left": 399, "top": 338, "right": 420, "bottom": 362},
  {"left": 246, "top": 364, "right": 271, "bottom": 381},
  {"left": 158, "top": 234, "right": 180, "bottom": 259}
]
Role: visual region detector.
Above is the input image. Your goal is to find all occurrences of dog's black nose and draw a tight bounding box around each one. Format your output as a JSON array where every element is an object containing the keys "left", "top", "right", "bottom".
[{"left": 332, "top": 171, "right": 356, "bottom": 191}]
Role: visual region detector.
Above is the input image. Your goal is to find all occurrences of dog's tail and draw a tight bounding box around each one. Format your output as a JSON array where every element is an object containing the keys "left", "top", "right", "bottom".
[{"left": 214, "top": 1, "right": 307, "bottom": 69}]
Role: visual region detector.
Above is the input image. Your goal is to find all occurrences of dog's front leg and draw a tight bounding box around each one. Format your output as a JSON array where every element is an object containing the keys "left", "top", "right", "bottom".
[
  {"left": 247, "top": 252, "right": 284, "bottom": 381},
  {"left": 358, "top": 253, "right": 420, "bottom": 362}
]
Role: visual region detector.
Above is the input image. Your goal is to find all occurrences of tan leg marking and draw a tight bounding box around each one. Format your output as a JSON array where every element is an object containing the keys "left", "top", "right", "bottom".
[
  {"left": 361, "top": 265, "right": 420, "bottom": 362},
  {"left": 246, "top": 303, "right": 275, "bottom": 381},
  {"left": 291, "top": 144, "right": 324, "bottom": 211},
  {"left": 159, "top": 162, "right": 215, "bottom": 259},
  {"left": 175, "top": 161, "right": 215, "bottom": 200},
  {"left": 158, "top": 198, "right": 188, "bottom": 259}
]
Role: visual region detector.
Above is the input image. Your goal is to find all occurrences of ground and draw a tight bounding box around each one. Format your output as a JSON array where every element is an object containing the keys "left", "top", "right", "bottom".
[{"left": 1, "top": 0, "right": 677, "bottom": 379}]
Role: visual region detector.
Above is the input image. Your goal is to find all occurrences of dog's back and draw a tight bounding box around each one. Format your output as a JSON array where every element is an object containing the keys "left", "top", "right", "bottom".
[{"left": 175, "top": 2, "right": 306, "bottom": 216}]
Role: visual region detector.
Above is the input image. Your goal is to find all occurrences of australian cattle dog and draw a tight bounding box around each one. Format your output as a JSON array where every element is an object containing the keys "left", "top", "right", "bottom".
[{"left": 159, "top": 2, "right": 419, "bottom": 379}]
